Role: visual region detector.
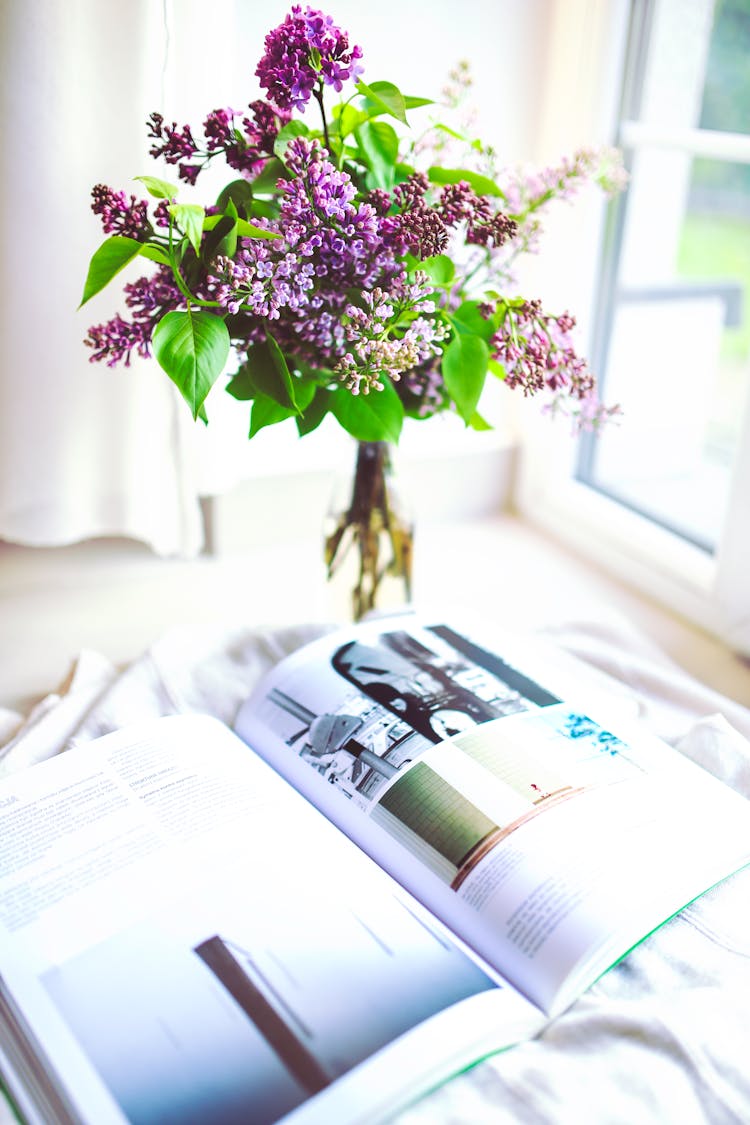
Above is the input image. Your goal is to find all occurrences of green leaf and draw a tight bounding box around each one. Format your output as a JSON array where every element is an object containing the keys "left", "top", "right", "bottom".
[
  {"left": 331, "top": 379, "right": 404, "bottom": 443},
  {"left": 225, "top": 365, "right": 255, "bottom": 401},
  {"left": 134, "top": 174, "right": 179, "bottom": 200},
  {"left": 449, "top": 301, "right": 498, "bottom": 341},
  {"left": 468, "top": 410, "right": 493, "bottom": 431},
  {"left": 274, "top": 120, "right": 309, "bottom": 163},
  {"left": 215, "top": 179, "right": 255, "bottom": 217},
  {"left": 152, "top": 309, "right": 230, "bottom": 419},
  {"left": 201, "top": 214, "right": 237, "bottom": 260},
  {"left": 239, "top": 336, "right": 300, "bottom": 412},
  {"left": 403, "top": 95, "right": 433, "bottom": 109},
  {"left": 169, "top": 203, "right": 205, "bottom": 255},
  {"left": 419, "top": 254, "right": 455, "bottom": 285},
  {"left": 488, "top": 357, "right": 506, "bottom": 379},
  {"left": 79, "top": 235, "right": 144, "bottom": 307},
  {"left": 234, "top": 218, "right": 281, "bottom": 240},
  {"left": 249, "top": 394, "right": 296, "bottom": 438},
  {"left": 297, "top": 386, "right": 333, "bottom": 436},
  {"left": 356, "top": 80, "right": 409, "bottom": 125},
  {"left": 139, "top": 244, "right": 171, "bottom": 266},
  {"left": 427, "top": 166, "right": 503, "bottom": 197},
  {"left": 356, "top": 120, "right": 400, "bottom": 191},
  {"left": 441, "top": 333, "right": 489, "bottom": 424},
  {"left": 251, "top": 157, "right": 288, "bottom": 194},
  {"left": 333, "top": 103, "right": 370, "bottom": 139}
]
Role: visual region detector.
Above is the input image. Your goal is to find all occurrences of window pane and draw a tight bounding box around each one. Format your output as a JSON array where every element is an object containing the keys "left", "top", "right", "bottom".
[{"left": 578, "top": 0, "right": 750, "bottom": 552}]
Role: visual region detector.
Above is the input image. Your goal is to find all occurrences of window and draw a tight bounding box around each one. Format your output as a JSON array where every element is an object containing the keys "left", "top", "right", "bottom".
[
  {"left": 579, "top": 0, "right": 750, "bottom": 553},
  {"left": 518, "top": 0, "right": 750, "bottom": 651}
]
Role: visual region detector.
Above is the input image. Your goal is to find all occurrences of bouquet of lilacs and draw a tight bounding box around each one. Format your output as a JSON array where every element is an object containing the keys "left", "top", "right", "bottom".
[{"left": 81, "top": 5, "right": 625, "bottom": 615}]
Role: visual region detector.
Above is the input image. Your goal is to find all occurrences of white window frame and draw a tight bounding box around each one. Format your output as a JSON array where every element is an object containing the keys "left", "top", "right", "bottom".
[{"left": 515, "top": 0, "right": 750, "bottom": 655}]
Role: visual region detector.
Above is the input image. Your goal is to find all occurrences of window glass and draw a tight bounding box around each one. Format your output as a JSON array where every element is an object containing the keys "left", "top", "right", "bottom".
[{"left": 578, "top": 0, "right": 750, "bottom": 552}]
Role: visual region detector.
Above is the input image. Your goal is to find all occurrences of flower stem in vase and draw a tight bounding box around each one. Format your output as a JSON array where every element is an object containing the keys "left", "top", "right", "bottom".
[{"left": 324, "top": 441, "right": 413, "bottom": 621}]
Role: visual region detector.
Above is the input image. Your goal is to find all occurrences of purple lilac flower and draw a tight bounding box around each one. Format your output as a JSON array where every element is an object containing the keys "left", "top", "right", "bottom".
[
  {"left": 256, "top": 6, "right": 363, "bottom": 111},
  {"left": 91, "top": 185, "right": 150, "bottom": 239},
  {"left": 212, "top": 138, "right": 407, "bottom": 372}
]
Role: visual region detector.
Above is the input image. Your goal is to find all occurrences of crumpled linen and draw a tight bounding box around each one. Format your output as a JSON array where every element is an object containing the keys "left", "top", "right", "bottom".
[{"left": 1, "top": 615, "right": 749, "bottom": 1125}]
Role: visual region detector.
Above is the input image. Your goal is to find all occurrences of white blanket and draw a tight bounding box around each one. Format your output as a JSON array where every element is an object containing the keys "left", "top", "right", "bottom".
[{"left": 2, "top": 616, "right": 749, "bottom": 1125}]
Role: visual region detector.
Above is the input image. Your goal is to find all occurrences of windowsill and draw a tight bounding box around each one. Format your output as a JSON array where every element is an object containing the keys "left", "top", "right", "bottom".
[{"left": 1, "top": 512, "right": 749, "bottom": 718}]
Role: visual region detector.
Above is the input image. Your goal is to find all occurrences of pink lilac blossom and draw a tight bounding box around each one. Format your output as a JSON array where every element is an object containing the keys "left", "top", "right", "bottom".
[
  {"left": 489, "top": 299, "right": 619, "bottom": 430},
  {"left": 334, "top": 274, "right": 447, "bottom": 394},
  {"left": 256, "top": 5, "right": 364, "bottom": 111}
]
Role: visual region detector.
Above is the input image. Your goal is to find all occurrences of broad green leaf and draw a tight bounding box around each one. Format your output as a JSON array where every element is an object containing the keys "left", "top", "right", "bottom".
[
  {"left": 249, "top": 394, "right": 296, "bottom": 438},
  {"left": 333, "top": 103, "right": 370, "bottom": 139},
  {"left": 356, "top": 120, "right": 400, "bottom": 191},
  {"left": 79, "top": 235, "right": 144, "bottom": 307},
  {"left": 169, "top": 203, "right": 205, "bottom": 255},
  {"left": 427, "top": 166, "right": 503, "bottom": 198},
  {"left": 240, "top": 336, "right": 299, "bottom": 412},
  {"left": 139, "top": 244, "right": 171, "bottom": 266},
  {"left": 297, "top": 386, "right": 333, "bottom": 436},
  {"left": 202, "top": 213, "right": 278, "bottom": 240},
  {"left": 468, "top": 410, "right": 493, "bottom": 431},
  {"left": 356, "top": 80, "right": 408, "bottom": 125},
  {"left": 488, "top": 357, "right": 506, "bottom": 379},
  {"left": 134, "top": 174, "right": 178, "bottom": 200},
  {"left": 152, "top": 309, "right": 230, "bottom": 419},
  {"left": 201, "top": 214, "right": 237, "bottom": 261},
  {"left": 449, "top": 300, "right": 498, "bottom": 341},
  {"left": 274, "top": 120, "right": 309, "bottom": 163},
  {"left": 403, "top": 95, "right": 433, "bottom": 109},
  {"left": 331, "top": 378, "right": 404, "bottom": 443},
  {"left": 234, "top": 218, "right": 281, "bottom": 240},
  {"left": 251, "top": 157, "right": 288, "bottom": 194},
  {"left": 216, "top": 179, "right": 255, "bottom": 217},
  {"left": 419, "top": 254, "right": 455, "bottom": 285},
  {"left": 441, "top": 333, "right": 489, "bottom": 424},
  {"left": 225, "top": 365, "right": 255, "bottom": 401}
]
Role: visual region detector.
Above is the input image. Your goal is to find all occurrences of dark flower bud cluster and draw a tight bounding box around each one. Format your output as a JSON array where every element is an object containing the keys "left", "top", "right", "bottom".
[
  {"left": 85, "top": 266, "right": 183, "bottom": 367},
  {"left": 91, "top": 184, "right": 150, "bottom": 239},
  {"left": 256, "top": 4, "right": 363, "bottom": 111},
  {"left": 147, "top": 101, "right": 288, "bottom": 186}
]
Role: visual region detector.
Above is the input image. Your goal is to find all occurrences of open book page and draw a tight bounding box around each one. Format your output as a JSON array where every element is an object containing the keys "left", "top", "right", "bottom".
[
  {"left": 235, "top": 615, "right": 750, "bottom": 1016},
  {"left": 0, "top": 714, "right": 541, "bottom": 1125}
]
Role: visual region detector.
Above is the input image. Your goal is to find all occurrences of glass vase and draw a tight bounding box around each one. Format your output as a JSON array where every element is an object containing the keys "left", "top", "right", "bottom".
[{"left": 324, "top": 440, "right": 414, "bottom": 622}]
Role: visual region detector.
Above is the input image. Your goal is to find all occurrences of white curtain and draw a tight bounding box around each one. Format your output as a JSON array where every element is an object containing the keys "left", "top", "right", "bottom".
[{"left": 0, "top": 0, "right": 548, "bottom": 557}]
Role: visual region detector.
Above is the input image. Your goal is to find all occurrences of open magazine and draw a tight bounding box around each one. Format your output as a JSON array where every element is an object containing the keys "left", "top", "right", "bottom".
[{"left": 1, "top": 613, "right": 749, "bottom": 1125}]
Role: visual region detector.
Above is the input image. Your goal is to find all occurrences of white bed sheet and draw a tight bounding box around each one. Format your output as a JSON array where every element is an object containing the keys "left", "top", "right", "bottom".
[{"left": 1, "top": 615, "right": 749, "bottom": 1125}]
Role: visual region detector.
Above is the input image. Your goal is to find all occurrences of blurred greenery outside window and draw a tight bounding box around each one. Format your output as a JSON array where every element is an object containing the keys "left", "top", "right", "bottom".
[{"left": 578, "top": 0, "right": 750, "bottom": 552}]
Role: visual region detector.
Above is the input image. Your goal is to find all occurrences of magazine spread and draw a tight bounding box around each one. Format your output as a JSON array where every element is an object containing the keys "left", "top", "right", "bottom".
[
  {"left": 235, "top": 614, "right": 750, "bottom": 1015},
  {"left": 1, "top": 613, "right": 749, "bottom": 1125}
]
